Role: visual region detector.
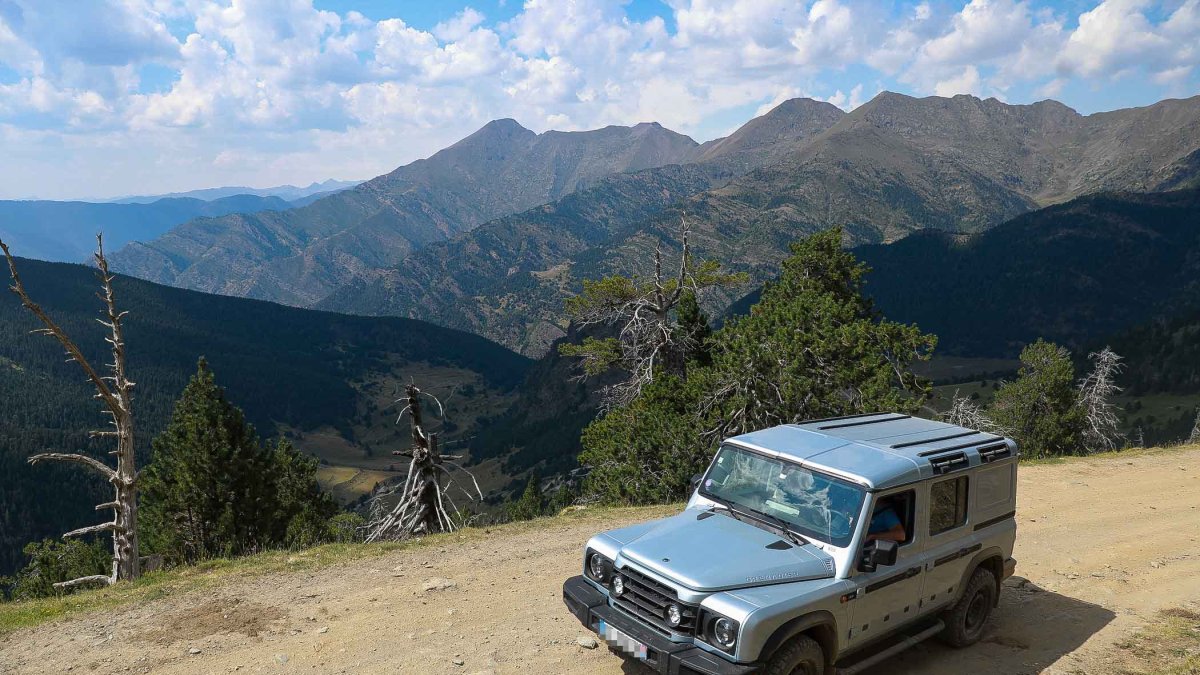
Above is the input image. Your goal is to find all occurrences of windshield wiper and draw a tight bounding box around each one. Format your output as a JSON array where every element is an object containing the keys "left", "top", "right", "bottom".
[
  {"left": 704, "top": 493, "right": 752, "bottom": 525},
  {"left": 704, "top": 492, "right": 808, "bottom": 546},
  {"left": 748, "top": 508, "right": 809, "bottom": 547}
]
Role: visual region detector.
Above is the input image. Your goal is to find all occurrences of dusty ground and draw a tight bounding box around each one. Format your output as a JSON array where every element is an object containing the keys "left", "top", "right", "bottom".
[{"left": 3, "top": 447, "right": 1200, "bottom": 675}]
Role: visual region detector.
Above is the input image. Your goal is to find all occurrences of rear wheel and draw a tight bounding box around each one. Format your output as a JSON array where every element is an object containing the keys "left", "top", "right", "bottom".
[
  {"left": 762, "top": 634, "right": 825, "bottom": 675},
  {"left": 940, "top": 567, "right": 997, "bottom": 647}
]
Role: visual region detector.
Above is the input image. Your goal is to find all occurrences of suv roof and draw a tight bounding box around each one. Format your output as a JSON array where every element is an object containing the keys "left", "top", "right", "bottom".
[{"left": 724, "top": 413, "right": 1017, "bottom": 490}]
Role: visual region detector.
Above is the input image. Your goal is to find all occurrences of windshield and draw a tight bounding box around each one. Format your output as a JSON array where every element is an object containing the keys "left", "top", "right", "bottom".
[{"left": 699, "top": 444, "right": 865, "bottom": 548}]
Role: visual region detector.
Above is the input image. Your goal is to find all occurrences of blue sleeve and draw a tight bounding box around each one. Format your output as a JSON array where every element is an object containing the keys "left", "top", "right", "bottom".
[{"left": 870, "top": 508, "right": 901, "bottom": 533}]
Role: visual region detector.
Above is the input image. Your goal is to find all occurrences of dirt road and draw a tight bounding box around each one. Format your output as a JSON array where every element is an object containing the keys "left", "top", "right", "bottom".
[{"left": 3, "top": 447, "right": 1199, "bottom": 674}]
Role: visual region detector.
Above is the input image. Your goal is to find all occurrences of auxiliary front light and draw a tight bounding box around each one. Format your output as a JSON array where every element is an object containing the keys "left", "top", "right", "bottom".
[
  {"left": 611, "top": 574, "right": 626, "bottom": 597},
  {"left": 665, "top": 603, "right": 682, "bottom": 627}
]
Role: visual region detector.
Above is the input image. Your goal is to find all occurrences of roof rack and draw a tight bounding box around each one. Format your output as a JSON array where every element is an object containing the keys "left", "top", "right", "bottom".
[
  {"left": 890, "top": 429, "right": 982, "bottom": 449},
  {"left": 802, "top": 411, "right": 893, "bottom": 425},
  {"left": 816, "top": 413, "right": 910, "bottom": 431}
]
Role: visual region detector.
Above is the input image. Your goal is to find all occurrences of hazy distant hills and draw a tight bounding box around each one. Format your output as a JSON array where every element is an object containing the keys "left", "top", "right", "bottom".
[
  {"left": 326, "top": 93, "right": 1200, "bottom": 355},
  {"left": 108, "top": 120, "right": 701, "bottom": 306},
  {"left": 0, "top": 256, "right": 530, "bottom": 575},
  {"left": 0, "top": 194, "right": 295, "bottom": 263},
  {"left": 108, "top": 179, "right": 361, "bottom": 205}
]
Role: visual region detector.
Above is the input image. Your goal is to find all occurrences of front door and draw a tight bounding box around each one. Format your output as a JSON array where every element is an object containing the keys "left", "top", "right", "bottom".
[{"left": 847, "top": 489, "right": 925, "bottom": 647}]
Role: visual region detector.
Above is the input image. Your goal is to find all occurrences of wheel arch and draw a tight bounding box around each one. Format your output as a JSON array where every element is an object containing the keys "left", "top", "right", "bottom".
[
  {"left": 757, "top": 610, "right": 839, "bottom": 668},
  {"left": 959, "top": 546, "right": 1005, "bottom": 606}
]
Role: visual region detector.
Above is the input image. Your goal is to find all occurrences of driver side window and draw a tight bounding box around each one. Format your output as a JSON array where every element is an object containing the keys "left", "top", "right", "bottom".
[{"left": 868, "top": 490, "right": 915, "bottom": 546}]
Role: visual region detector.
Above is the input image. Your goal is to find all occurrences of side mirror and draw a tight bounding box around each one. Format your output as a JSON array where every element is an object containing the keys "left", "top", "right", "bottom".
[
  {"left": 858, "top": 539, "right": 899, "bottom": 573},
  {"left": 690, "top": 474, "right": 703, "bottom": 491}
]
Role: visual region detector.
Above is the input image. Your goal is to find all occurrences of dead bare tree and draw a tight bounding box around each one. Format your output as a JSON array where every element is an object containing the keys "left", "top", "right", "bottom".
[
  {"left": 1, "top": 235, "right": 140, "bottom": 587},
  {"left": 560, "top": 219, "right": 746, "bottom": 410},
  {"left": 1077, "top": 347, "right": 1124, "bottom": 453},
  {"left": 942, "top": 390, "right": 1010, "bottom": 436},
  {"left": 1188, "top": 409, "right": 1200, "bottom": 445},
  {"left": 366, "top": 384, "right": 482, "bottom": 542}
]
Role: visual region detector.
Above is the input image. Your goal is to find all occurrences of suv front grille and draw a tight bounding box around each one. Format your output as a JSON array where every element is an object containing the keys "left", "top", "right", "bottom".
[{"left": 612, "top": 565, "right": 698, "bottom": 636}]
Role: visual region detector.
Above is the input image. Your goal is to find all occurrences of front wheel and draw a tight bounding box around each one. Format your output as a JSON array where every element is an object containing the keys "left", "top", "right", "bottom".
[
  {"left": 762, "top": 634, "right": 825, "bottom": 675},
  {"left": 940, "top": 567, "right": 997, "bottom": 647}
]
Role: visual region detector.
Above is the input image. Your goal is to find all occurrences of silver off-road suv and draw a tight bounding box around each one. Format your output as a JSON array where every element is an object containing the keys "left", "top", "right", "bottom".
[{"left": 563, "top": 413, "right": 1018, "bottom": 674}]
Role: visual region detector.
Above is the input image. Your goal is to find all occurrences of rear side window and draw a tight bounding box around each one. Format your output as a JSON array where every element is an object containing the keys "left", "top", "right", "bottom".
[{"left": 929, "top": 476, "right": 969, "bottom": 536}]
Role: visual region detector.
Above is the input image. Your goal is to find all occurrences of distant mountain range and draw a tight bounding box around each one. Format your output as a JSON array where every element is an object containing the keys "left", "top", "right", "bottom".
[
  {"left": 103, "top": 92, "right": 1200, "bottom": 356},
  {"left": 322, "top": 93, "right": 1200, "bottom": 355},
  {"left": 0, "top": 256, "right": 530, "bottom": 575},
  {"left": 0, "top": 194, "right": 297, "bottom": 263},
  {"left": 106, "top": 179, "right": 361, "bottom": 205},
  {"left": 108, "top": 121, "right": 702, "bottom": 306}
]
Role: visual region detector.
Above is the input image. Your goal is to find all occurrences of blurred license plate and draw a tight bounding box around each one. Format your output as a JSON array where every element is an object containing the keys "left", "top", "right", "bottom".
[{"left": 598, "top": 619, "right": 649, "bottom": 659}]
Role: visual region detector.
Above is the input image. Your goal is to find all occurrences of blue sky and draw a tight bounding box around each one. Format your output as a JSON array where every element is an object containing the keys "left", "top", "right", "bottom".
[{"left": 0, "top": 0, "right": 1197, "bottom": 199}]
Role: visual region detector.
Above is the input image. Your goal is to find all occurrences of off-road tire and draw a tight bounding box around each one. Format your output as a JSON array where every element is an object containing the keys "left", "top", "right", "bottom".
[
  {"left": 940, "top": 567, "right": 997, "bottom": 647},
  {"left": 762, "top": 634, "right": 825, "bottom": 675}
]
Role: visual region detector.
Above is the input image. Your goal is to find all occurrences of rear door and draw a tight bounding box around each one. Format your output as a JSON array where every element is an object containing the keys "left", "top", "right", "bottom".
[{"left": 918, "top": 473, "right": 974, "bottom": 616}]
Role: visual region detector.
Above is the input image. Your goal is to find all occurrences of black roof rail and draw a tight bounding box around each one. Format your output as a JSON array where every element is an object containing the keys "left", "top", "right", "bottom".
[
  {"left": 917, "top": 435, "right": 1004, "bottom": 457},
  {"left": 802, "top": 411, "right": 893, "bottom": 425},
  {"left": 890, "top": 430, "right": 982, "bottom": 449},
  {"left": 817, "top": 414, "right": 911, "bottom": 431}
]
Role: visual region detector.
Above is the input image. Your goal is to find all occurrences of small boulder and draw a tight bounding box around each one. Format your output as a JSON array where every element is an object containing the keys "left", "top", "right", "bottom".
[
  {"left": 423, "top": 577, "right": 457, "bottom": 592},
  {"left": 576, "top": 636, "right": 599, "bottom": 649}
]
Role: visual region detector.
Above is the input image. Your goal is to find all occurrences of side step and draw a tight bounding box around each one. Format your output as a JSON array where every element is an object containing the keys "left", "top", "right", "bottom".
[{"left": 834, "top": 620, "right": 944, "bottom": 675}]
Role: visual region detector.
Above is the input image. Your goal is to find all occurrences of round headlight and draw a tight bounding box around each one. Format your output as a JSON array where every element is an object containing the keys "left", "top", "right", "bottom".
[
  {"left": 713, "top": 617, "right": 737, "bottom": 649},
  {"left": 611, "top": 574, "right": 626, "bottom": 597},
  {"left": 588, "top": 553, "right": 607, "bottom": 580},
  {"left": 665, "top": 604, "right": 682, "bottom": 627}
]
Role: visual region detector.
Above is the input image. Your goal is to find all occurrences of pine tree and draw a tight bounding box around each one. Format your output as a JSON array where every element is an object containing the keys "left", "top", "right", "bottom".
[
  {"left": 701, "top": 228, "right": 936, "bottom": 440},
  {"left": 990, "top": 340, "right": 1086, "bottom": 458},
  {"left": 674, "top": 290, "right": 712, "bottom": 368},
  {"left": 507, "top": 473, "right": 547, "bottom": 521},
  {"left": 140, "top": 359, "right": 338, "bottom": 562},
  {"left": 579, "top": 228, "right": 937, "bottom": 504},
  {"left": 271, "top": 439, "right": 339, "bottom": 549}
]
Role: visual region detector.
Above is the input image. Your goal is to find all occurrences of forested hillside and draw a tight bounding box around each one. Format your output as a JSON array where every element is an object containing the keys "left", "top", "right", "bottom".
[
  {"left": 0, "top": 256, "right": 530, "bottom": 575},
  {"left": 854, "top": 187, "right": 1200, "bottom": 357}
]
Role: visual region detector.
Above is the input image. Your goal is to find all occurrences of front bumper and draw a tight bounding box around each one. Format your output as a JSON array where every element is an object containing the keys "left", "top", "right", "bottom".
[{"left": 563, "top": 575, "right": 758, "bottom": 675}]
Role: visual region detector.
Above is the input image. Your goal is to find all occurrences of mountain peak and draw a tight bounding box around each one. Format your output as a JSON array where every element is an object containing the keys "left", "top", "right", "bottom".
[
  {"left": 693, "top": 96, "right": 845, "bottom": 165},
  {"left": 473, "top": 118, "right": 535, "bottom": 138}
]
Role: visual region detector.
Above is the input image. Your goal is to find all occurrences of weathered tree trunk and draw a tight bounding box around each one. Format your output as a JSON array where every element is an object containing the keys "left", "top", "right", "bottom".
[
  {"left": 1, "top": 234, "right": 140, "bottom": 586},
  {"left": 366, "top": 384, "right": 481, "bottom": 542}
]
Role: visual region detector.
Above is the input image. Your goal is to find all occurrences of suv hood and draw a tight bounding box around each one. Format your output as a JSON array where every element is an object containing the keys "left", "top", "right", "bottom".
[{"left": 617, "top": 509, "right": 836, "bottom": 593}]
